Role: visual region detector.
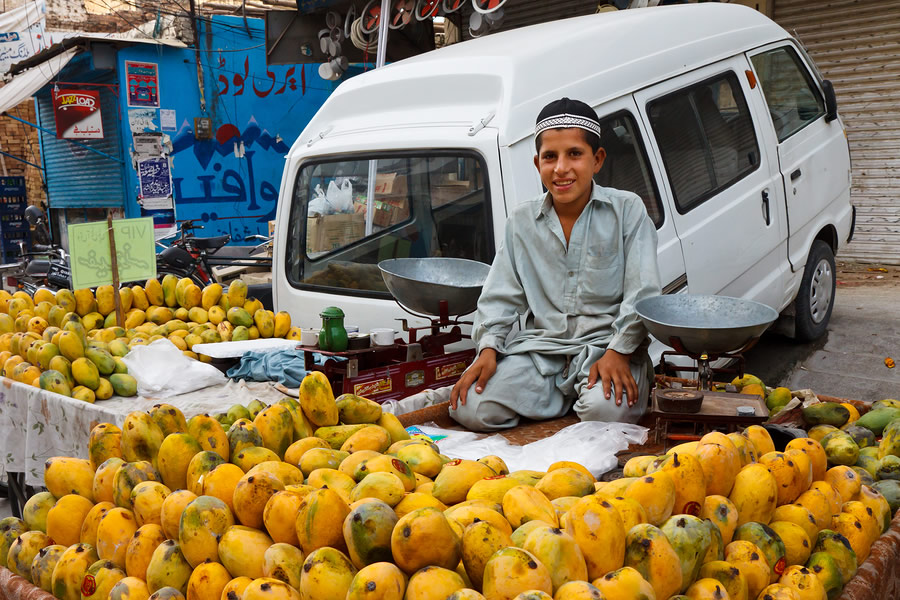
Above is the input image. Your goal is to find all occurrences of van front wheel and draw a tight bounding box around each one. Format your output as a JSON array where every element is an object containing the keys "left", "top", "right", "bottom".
[{"left": 794, "top": 240, "right": 835, "bottom": 342}]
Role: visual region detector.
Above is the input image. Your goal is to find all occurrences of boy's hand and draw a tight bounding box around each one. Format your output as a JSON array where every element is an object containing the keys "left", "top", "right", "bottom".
[
  {"left": 587, "top": 349, "right": 638, "bottom": 407},
  {"left": 450, "top": 348, "right": 497, "bottom": 409}
]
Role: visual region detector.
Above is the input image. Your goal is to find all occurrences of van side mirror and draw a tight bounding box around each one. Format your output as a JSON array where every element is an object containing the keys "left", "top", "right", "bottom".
[{"left": 822, "top": 79, "right": 838, "bottom": 122}]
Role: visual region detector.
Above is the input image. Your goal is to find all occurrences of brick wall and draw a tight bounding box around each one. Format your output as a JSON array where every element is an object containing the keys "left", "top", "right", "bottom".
[{"left": 0, "top": 97, "right": 46, "bottom": 206}]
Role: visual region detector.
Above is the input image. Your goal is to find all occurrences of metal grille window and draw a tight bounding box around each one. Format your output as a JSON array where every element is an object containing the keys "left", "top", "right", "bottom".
[
  {"left": 751, "top": 46, "right": 826, "bottom": 142},
  {"left": 648, "top": 72, "right": 761, "bottom": 213}
]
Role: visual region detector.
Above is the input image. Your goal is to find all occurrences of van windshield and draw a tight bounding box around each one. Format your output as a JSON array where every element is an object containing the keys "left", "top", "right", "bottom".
[{"left": 284, "top": 152, "right": 493, "bottom": 297}]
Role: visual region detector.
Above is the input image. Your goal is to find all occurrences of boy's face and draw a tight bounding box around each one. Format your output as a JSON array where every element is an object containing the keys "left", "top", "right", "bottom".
[{"left": 534, "top": 128, "right": 606, "bottom": 210}]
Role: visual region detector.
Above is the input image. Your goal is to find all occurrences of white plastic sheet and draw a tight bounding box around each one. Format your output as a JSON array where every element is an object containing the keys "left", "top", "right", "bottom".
[
  {"left": 414, "top": 421, "right": 648, "bottom": 477},
  {"left": 121, "top": 339, "right": 227, "bottom": 398}
]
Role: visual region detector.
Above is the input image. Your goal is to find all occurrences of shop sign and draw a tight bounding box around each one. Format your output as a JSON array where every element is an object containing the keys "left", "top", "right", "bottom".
[
  {"left": 68, "top": 217, "right": 157, "bottom": 289},
  {"left": 125, "top": 61, "right": 160, "bottom": 108},
  {"left": 52, "top": 89, "right": 103, "bottom": 139}
]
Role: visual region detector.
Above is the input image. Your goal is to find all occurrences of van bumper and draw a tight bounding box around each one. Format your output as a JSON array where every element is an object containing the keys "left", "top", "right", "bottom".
[{"left": 848, "top": 205, "right": 857, "bottom": 242}]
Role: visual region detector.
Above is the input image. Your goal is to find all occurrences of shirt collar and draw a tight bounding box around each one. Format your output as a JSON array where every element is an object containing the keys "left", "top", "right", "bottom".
[{"left": 535, "top": 183, "right": 609, "bottom": 220}]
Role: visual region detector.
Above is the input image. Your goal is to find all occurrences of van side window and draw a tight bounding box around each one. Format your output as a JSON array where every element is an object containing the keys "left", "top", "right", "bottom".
[
  {"left": 593, "top": 111, "right": 664, "bottom": 227},
  {"left": 648, "top": 72, "right": 761, "bottom": 213},
  {"left": 751, "top": 46, "right": 826, "bottom": 142}
]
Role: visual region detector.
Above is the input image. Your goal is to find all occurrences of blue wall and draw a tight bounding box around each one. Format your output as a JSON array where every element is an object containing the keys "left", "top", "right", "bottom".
[{"left": 117, "top": 16, "right": 337, "bottom": 243}]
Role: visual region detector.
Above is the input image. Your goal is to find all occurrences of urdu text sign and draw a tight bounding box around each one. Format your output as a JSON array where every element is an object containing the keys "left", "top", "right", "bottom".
[{"left": 68, "top": 218, "right": 157, "bottom": 289}]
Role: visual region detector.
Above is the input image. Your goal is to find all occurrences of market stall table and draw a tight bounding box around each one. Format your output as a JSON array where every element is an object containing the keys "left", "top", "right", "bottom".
[{"left": 0, "top": 376, "right": 290, "bottom": 487}]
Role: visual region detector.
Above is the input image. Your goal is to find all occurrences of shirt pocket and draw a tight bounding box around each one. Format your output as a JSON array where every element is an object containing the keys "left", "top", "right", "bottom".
[{"left": 580, "top": 246, "right": 624, "bottom": 310}]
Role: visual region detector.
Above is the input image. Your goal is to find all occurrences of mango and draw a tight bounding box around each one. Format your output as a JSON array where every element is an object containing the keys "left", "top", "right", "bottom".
[
  {"left": 299, "top": 370, "right": 339, "bottom": 427},
  {"left": 503, "top": 484, "right": 558, "bottom": 529},
  {"left": 31, "top": 544, "right": 67, "bottom": 593},
  {"left": 623, "top": 523, "right": 683, "bottom": 600},
  {"left": 353, "top": 454, "right": 416, "bottom": 491},
  {"left": 405, "top": 566, "right": 466, "bottom": 600},
  {"left": 254, "top": 403, "right": 295, "bottom": 459},
  {"left": 661, "top": 514, "right": 713, "bottom": 591},
  {"left": 7, "top": 530, "right": 52, "bottom": 581},
  {"left": 160, "top": 490, "right": 197, "bottom": 540},
  {"left": 522, "top": 525, "right": 588, "bottom": 594},
  {"left": 698, "top": 560, "right": 749, "bottom": 600},
  {"left": 228, "top": 419, "right": 265, "bottom": 457},
  {"left": 650, "top": 451, "right": 706, "bottom": 516},
  {"left": 44, "top": 456, "right": 95, "bottom": 501},
  {"left": 38, "top": 369, "right": 72, "bottom": 396},
  {"left": 186, "top": 414, "right": 229, "bottom": 461},
  {"left": 346, "top": 562, "right": 407, "bottom": 600},
  {"left": 482, "top": 547, "right": 552, "bottom": 600},
  {"left": 125, "top": 524, "right": 166, "bottom": 580},
  {"left": 724, "top": 540, "right": 770, "bottom": 598},
  {"left": 729, "top": 463, "right": 778, "bottom": 527},
  {"left": 113, "top": 461, "right": 161, "bottom": 510},
  {"left": 234, "top": 446, "right": 282, "bottom": 472},
  {"left": 186, "top": 561, "right": 231, "bottom": 600},
  {"left": 813, "top": 529, "right": 857, "bottom": 585},
  {"left": 22, "top": 491, "right": 56, "bottom": 534},
  {"left": 592, "top": 565, "right": 656, "bottom": 600},
  {"left": 778, "top": 565, "right": 826, "bottom": 600},
  {"left": 294, "top": 486, "right": 349, "bottom": 554},
  {"left": 854, "top": 408, "right": 900, "bottom": 436},
  {"left": 51, "top": 543, "right": 100, "bottom": 600},
  {"left": 131, "top": 481, "right": 170, "bottom": 527},
  {"left": 624, "top": 472, "right": 676, "bottom": 526},
  {"left": 805, "top": 552, "right": 843, "bottom": 600},
  {"left": 694, "top": 432, "right": 741, "bottom": 497},
  {"left": 177, "top": 495, "right": 234, "bottom": 568},
  {"left": 144, "top": 539, "right": 192, "bottom": 595},
  {"left": 390, "top": 506, "right": 459, "bottom": 574},
  {"left": 299, "top": 546, "right": 357, "bottom": 600}
]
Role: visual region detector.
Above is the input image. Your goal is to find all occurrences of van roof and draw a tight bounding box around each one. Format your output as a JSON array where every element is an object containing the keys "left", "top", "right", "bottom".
[{"left": 295, "top": 3, "right": 789, "bottom": 152}]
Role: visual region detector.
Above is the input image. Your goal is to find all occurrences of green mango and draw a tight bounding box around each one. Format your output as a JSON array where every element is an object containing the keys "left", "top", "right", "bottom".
[
  {"left": 855, "top": 408, "right": 900, "bottom": 436},
  {"left": 802, "top": 403, "right": 850, "bottom": 428}
]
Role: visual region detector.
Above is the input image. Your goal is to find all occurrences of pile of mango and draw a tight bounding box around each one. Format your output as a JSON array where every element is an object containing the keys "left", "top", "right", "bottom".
[
  {"left": 0, "top": 277, "right": 300, "bottom": 401},
  {"left": 2, "top": 372, "right": 898, "bottom": 600}
]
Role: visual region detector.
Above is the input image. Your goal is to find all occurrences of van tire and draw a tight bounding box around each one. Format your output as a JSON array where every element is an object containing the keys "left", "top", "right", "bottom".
[{"left": 794, "top": 240, "right": 835, "bottom": 342}]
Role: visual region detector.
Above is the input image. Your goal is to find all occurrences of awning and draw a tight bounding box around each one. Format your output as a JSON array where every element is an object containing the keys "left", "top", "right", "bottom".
[{"left": 0, "top": 48, "right": 78, "bottom": 115}]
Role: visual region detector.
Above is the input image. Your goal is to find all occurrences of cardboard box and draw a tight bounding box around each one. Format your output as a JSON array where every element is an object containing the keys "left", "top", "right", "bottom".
[
  {"left": 374, "top": 173, "right": 408, "bottom": 197},
  {"left": 373, "top": 197, "right": 410, "bottom": 227},
  {"left": 268, "top": 220, "right": 276, "bottom": 237},
  {"left": 430, "top": 183, "right": 472, "bottom": 207},
  {"left": 307, "top": 213, "right": 365, "bottom": 253}
]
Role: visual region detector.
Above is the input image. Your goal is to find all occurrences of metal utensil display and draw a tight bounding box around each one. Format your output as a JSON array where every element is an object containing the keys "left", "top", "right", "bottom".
[{"left": 378, "top": 257, "right": 490, "bottom": 317}]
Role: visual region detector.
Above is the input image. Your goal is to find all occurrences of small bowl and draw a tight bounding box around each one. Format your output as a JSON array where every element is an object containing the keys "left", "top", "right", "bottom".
[
  {"left": 299, "top": 328, "right": 319, "bottom": 347},
  {"left": 656, "top": 388, "right": 704, "bottom": 414},
  {"left": 347, "top": 333, "right": 371, "bottom": 350}
]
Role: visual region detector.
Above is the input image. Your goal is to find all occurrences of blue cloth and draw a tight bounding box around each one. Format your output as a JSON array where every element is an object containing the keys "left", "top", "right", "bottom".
[{"left": 227, "top": 349, "right": 343, "bottom": 387}]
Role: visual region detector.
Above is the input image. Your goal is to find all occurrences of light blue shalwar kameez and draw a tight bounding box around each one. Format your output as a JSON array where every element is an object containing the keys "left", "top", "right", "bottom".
[{"left": 449, "top": 184, "right": 662, "bottom": 432}]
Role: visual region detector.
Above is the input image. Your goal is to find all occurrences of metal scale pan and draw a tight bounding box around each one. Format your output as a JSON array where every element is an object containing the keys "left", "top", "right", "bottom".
[
  {"left": 635, "top": 294, "right": 779, "bottom": 389},
  {"left": 378, "top": 257, "right": 491, "bottom": 318}
]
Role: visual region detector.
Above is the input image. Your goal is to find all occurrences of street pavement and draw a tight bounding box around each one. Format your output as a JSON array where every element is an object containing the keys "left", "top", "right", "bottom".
[{"left": 744, "top": 263, "right": 900, "bottom": 401}]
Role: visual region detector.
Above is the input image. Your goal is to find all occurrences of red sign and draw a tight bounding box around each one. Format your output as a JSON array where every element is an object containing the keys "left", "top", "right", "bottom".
[{"left": 53, "top": 89, "right": 103, "bottom": 139}]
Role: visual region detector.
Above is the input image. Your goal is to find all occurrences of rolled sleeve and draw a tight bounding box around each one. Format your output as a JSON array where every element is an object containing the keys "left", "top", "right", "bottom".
[{"left": 607, "top": 199, "right": 661, "bottom": 355}]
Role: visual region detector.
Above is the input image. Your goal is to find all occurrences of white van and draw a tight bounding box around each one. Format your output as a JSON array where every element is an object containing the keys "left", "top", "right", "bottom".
[{"left": 272, "top": 3, "right": 854, "bottom": 352}]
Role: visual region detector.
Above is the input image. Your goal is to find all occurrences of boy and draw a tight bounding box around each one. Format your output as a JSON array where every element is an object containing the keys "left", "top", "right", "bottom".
[{"left": 449, "top": 97, "right": 661, "bottom": 431}]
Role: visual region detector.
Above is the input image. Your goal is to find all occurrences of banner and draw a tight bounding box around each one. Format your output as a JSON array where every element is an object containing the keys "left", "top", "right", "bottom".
[{"left": 53, "top": 89, "right": 104, "bottom": 139}]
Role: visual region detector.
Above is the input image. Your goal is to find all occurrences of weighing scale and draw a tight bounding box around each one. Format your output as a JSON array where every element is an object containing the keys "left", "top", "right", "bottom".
[{"left": 300, "top": 257, "right": 490, "bottom": 402}]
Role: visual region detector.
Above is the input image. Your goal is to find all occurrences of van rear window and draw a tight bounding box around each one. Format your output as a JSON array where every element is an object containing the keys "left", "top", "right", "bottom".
[
  {"left": 284, "top": 152, "right": 493, "bottom": 297},
  {"left": 648, "top": 72, "right": 761, "bottom": 213}
]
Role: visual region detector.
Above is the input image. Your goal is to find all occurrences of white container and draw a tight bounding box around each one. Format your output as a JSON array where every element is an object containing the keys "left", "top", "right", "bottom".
[
  {"left": 370, "top": 328, "right": 395, "bottom": 346},
  {"left": 300, "top": 328, "right": 319, "bottom": 346}
]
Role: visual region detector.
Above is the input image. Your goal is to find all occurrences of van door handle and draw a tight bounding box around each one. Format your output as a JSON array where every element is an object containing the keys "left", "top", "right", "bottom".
[
  {"left": 791, "top": 168, "right": 802, "bottom": 181},
  {"left": 761, "top": 190, "right": 771, "bottom": 226}
]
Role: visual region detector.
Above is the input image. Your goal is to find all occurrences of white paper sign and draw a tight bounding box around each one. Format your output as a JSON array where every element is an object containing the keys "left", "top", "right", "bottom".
[{"left": 160, "top": 109, "right": 176, "bottom": 131}]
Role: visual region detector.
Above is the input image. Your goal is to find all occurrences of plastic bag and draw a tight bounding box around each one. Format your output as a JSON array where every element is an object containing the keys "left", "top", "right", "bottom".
[
  {"left": 326, "top": 179, "right": 353, "bottom": 213},
  {"left": 413, "top": 421, "right": 648, "bottom": 476},
  {"left": 121, "top": 339, "right": 227, "bottom": 398},
  {"left": 308, "top": 184, "right": 328, "bottom": 216}
]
